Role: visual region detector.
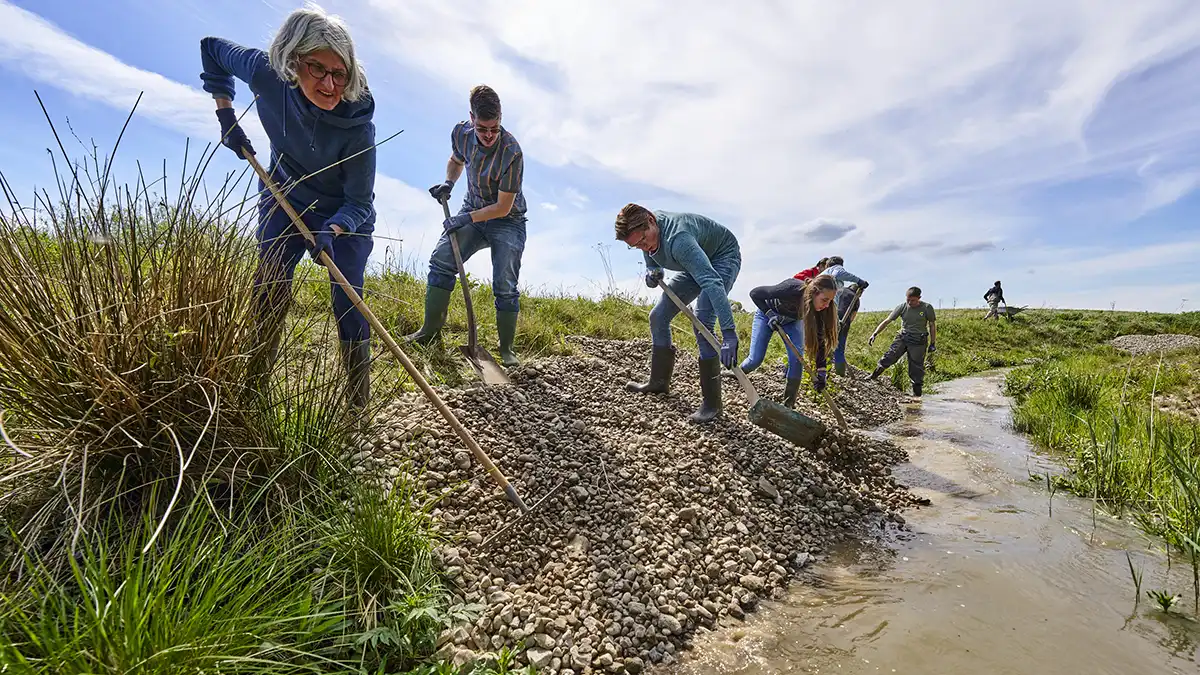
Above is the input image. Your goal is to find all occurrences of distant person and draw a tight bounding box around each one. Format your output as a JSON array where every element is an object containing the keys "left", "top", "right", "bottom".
[
  {"left": 618, "top": 204, "right": 742, "bottom": 424},
  {"left": 822, "top": 256, "right": 869, "bottom": 376},
  {"left": 866, "top": 286, "right": 937, "bottom": 396},
  {"left": 200, "top": 5, "right": 376, "bottom": 415},
  {"left": 793, "top": 257, "right": 829, "bottom": 282},
  {"left": 983, "top": 280, "right": 1007, "bottom": 320}
]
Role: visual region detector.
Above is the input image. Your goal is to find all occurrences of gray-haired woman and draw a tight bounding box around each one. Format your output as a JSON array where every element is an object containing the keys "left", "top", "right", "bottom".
[{"left": 200, "top": 4, "right": 377, "bottom": 417}]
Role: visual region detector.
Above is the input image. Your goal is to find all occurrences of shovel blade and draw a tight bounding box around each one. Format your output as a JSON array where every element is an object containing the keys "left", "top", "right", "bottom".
[
  {"left": 748, "top": 399, "right": 826, "bottom": 449},
  {"left": 459, "top": 344, "right": 511, "bottom": 385}
]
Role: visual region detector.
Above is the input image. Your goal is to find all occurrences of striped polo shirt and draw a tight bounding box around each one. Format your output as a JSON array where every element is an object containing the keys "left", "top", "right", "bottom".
[{"left": 451, "top": 121, "right": 527, "bottom": 220}]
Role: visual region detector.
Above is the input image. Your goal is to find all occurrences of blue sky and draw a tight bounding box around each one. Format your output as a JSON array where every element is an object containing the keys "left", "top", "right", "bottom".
[{"left": 2, "top": 0, "right": 1199, "bottom": 313}]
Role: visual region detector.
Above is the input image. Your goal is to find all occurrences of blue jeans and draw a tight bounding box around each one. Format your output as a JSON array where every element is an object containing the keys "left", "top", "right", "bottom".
[
  {"left": 648, "top": 254, "right": 741, "bottom": 360},
  {"left": 427, "top": 211, "right": 527, "bottom": 312},
  {"left": 740, "top": 310, "right": 805, "bottom": 379},
  {"left": 254, "top": 196, "right": 374, "bottom": 341}
]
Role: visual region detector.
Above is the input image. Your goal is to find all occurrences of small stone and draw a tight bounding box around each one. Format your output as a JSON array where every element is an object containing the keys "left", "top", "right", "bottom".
[
  {"left": 466, "top": 531, "right": 483, "bottom": 545},
  {"left": 530, "top": 633, "right": 555, "bottom": 650},
  {"left": 739, "top": 575, "right": 765, "bottom": 592},
  {"left": 527, "top": 648, "right": 553, "bottom": 669},
  {"left": 679, "top": 506, "right": 698, "bottom": 522},
  {"left": 756, "top": 476, "right": 780, "bottom": 500},
  {"left": 739, "top": 547, "right": 757, "bottom": 565},
  {"left": 454, "top": 451, "right": 472, "bottom": 470},
  {"left": 626, "top": 656, "right": 646, "bottom": 674},
  {"left": 595, "top": 653, "right": 614, "bottom": 668}
]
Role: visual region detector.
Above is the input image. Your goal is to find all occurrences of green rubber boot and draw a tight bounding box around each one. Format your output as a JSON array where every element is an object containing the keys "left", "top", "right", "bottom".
[
  {"left": 496, "top": 310, "right": 520, "bottom": 367},
  {"left": 404, "top": 285, "right": 453, "bottom": 346},
  {"left": 834, "top": 362, "right": 846, "bottom": 377},
  {"left": 781, "top": 376, "right": 803, "bottom": 409}
]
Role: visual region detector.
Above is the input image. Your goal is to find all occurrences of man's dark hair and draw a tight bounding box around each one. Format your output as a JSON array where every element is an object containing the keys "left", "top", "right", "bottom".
[
  {"left": 827, "top": 255, "right": 844, "bottom": 266},
  {"left": 906, "top": 286, "right": 922, "bottom": 298},
  {"left": 469, "top": 84, "right": 501, "bottom": 120},
  {"left": 615, "top": 203, "right": 655, "bottom": 240},
  {"left": 994, "top": 280, "right": 1002, "bottom": 286}
]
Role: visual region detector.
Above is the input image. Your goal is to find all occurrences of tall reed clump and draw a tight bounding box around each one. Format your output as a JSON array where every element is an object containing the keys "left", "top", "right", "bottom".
[
  {"left": 1006, "top": 354, "right": 1200, "bottom": 605},
  {"left": 0, "top": 104, "right": 460, "bottom": 673}
]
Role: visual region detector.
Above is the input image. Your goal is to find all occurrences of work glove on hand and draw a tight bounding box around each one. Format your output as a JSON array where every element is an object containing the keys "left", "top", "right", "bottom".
[
  {"left": 428, "top": 180, "right": 454, "bottom": 203},
  {"left": 216, "top": 108, "right": 254, "bottom": 159},
  {"left": 814, "top": 367, "right": 828, "bottom": 392},
  {"left": 928, "top": 342, "right": 937, "bottom": 353},
  {"left": 868, "top": 334, "right": 876, "bottom": 346},
  {"left": 767, "top": 312, "right": 783, "bottom": 330},
  {"left": 719, "top": 328, "right": 739, "bottom": 369},
  {"left": 443, "top": 212, "right": 473, "bottom": 234},
  {"left": 857, "top": 280, "right": 869, "bottom": 291},
  {"left": 644, "top": 268, "right": 664, "bottom": 288},
  {"left": 308, "top": 223, "right": 337, "bottom": 262}
]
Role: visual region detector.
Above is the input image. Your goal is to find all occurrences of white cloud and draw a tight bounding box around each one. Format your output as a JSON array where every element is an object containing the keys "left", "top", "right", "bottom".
[{"left": 540, "top": 202, "right": 558, "bottom": 211}]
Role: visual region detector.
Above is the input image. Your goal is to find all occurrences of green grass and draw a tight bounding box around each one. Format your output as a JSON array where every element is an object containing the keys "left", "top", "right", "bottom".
[{"left": 1004, "top": 348, "right": 1200, "bottom": 605}]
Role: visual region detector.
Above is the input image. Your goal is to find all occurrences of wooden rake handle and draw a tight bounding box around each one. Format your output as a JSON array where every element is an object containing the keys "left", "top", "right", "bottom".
[
  {"left": 244, "top": 153, "right": 527, "bottom": 513},
  {"left": 440, "top": 198, "right": 479, "bottom": 352},
  {"left": 656, "top": 282, "right": 759, "bottom": 407},
  {"left": 773, "top": 323, "right": 848, "bottom": 432}
]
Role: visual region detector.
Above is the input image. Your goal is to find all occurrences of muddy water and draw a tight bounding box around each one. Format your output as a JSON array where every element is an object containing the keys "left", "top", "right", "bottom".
[{"left": 669, "top": 372, "right": 1200, "bottom": 674}]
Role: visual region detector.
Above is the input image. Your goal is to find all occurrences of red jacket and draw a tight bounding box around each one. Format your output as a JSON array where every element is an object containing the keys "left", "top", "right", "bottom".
[{"left": 793, "top": 266, "right": 821, "bottom": 282}]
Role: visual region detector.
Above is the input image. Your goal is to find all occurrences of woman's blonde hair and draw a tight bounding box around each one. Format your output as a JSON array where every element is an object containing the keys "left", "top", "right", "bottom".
[{"left": 802, "top": 274, "right": 839, "bottom": 364}]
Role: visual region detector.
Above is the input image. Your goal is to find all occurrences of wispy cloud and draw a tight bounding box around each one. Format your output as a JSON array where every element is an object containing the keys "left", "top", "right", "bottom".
[
  {"left": 540, "top": 201, "right": 559, "bottom": 211},
  {"left": 801, "top": 219, "right": 857, "bottom": 243}
]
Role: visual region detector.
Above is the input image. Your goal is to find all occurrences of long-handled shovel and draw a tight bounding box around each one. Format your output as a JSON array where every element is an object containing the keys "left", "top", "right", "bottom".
[
  {"left": 657, "top": 282, "right": 825, "bottom": 449},
  {"left": 243, "top": 152, "right": 529, "bottom": 513},
  {"left": 773, "top": 324, "right": 848, "bottom": 432},
  {"left": 838, "top": 285, "right": 864, "bottom": 334},
  {"left": 437, "top": 197, "right": 510, "bottom": 385}
]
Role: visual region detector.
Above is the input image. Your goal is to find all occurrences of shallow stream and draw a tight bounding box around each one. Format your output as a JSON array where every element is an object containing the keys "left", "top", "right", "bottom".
[{"left": 668, "top": 371, "right": 1200, "bottom": 674}]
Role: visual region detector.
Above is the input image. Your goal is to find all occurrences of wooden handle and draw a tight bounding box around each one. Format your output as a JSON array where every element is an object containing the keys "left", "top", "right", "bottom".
[
  {"left": 245, "top": 154, "right": 526, "bottom": 512},
  {"left": 441, "top": 199, "right": 479, "bottom": 352},
  {"left": 838, "top": 286, "right": 863, "bottom": 333},
  {"left": 657, "top": 282, "right": 759, "bottom": 406},
  {"left": 774, "top": 324, "right": 847, "bottom": 431}
]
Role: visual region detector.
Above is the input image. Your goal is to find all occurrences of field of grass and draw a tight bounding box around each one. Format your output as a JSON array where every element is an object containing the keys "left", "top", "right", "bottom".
[{"left": 1004, "top": 347, "right": 1200, "bottom": 602}]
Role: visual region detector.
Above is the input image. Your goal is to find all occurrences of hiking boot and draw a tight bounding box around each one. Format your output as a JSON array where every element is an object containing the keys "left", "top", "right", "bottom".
[
  {"left": 403, "top": 285, "right": 452, "bottom": 346},
  {"left": 834, "top": 362, "right": 846, "bottom": 377},
  {"left": 689, "top": 357, "right": 722, "bottom": 424},
  {"left": 496, "top": 310, "right": 520, "bottom": 367},
  {"left": 340, "top": 340, "right": 371, "bottom": 425},
  {"left": 781, "top": 376, "right": 802, "bottom": 409},
  {"left": 627, "top": 345, "right": 676, "bottom": 394},
  {"left": 867, "top": 366, "right": 885, "bottom": 381}
]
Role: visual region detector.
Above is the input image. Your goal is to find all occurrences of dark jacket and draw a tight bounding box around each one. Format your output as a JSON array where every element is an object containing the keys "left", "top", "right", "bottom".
[{"left": 200, "top": 37, "right": 377, "bottom": 234}]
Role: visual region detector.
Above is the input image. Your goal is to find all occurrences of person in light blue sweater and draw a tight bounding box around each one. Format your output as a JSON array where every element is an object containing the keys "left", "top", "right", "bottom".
[
  {"left": 615, "top": 203, "right": 742, "bottom": 424},
  {"left": 199, "top": 5, "right": 377, "bottom": 417}
]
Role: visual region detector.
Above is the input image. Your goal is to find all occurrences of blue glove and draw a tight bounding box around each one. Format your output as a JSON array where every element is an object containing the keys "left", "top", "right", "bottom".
[
  {"left": 216, "top": 108, "right": 254, "bottom": 159},
  {"left": 443, "top": 212, "right": 473, "bottom": 234},
  {"left": 428, "top": 180, "right": 454, "bottom": 203},
  {"left": 767, "top": 312, "right": 783, "bottom": 330},
  {"left": 814, "top": 367, "right": 828, "bottom": 392},
  {"left": 928, "top": 342, "right": 937, "bottom": 353},
  {"left": 309, "top": 223, "right": 336, "bottom": 262},
  {"left": 645, "top": 268, "right": 664, "bottom": 288},
  {"left": 719, "top": 328, "right": 739, "bottom": 369}
]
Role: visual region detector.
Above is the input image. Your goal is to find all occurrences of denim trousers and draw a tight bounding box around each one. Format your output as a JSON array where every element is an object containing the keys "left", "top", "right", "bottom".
[
  {"left": 426, "top": 211, "right": 527, "bottom": 312},
  {"left": 647, "top": 254, "right": 741, "bottom": 360},
  {"left": 739, "top": 310, "right": 805, "bottom": 379}
]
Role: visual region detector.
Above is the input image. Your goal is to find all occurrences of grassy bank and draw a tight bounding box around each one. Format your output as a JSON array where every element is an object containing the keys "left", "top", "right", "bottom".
[{"left": 1004, "top": 347, "right": 1200, "bottom": 598}]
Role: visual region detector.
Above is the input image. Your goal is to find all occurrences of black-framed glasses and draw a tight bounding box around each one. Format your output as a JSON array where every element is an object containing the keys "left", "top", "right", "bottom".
[{"left": 302, "top": 60, "right": 349, "bottom": 87}]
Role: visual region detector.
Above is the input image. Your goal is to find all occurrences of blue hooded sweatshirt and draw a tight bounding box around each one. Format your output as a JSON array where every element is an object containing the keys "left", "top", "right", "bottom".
[{"left": 200, "top": 37, "right": 376, "bottom": 234}]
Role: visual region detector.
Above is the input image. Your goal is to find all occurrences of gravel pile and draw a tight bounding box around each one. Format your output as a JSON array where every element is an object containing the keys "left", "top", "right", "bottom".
[
  {"left": 351, "top": 337, "right": 916, "bottom": 673},
  {"left": 1110, "top": 334, "right": 1200, "bottom": 356}
]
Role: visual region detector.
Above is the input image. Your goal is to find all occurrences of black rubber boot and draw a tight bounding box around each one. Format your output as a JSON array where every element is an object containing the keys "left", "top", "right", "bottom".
[
  {"left": 834, "top": 362, "right": 846, "bottom": 377},
  {"left": 912, "top": 382, "right": 923, "bottom": 397},
  {"left": 496, "top": 310, "right": 520, "bottom": 367},
  {"left": 626, "top": 345, "right": 676, "bottom": 394},
  {"left": 781, "top": 376, "right": 803, "bottom": 409},
  {"left": 403, "top": 285, "right": 452, "bottom": 346},
  {"left": 689, "top": 357, "right": 722, "bottom": 424},
  {"left": 341, "top": 340, "right": 370, "bottom": 411},
  {"left": 867, "top": 366, "right": 885, "bottom": 381}
]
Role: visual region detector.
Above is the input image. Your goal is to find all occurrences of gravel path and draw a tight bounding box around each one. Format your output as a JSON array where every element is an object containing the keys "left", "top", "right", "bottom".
[
  {"left": 1110, "top": 334, "right": 1200, "bottom": 356},
  {"left": 349, "top": 337, "right": 916, "bottom": 673}
]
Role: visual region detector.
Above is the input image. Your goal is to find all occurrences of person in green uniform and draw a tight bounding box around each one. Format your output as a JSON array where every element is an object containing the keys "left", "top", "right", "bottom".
[{"left": 866, "top": 286, "right": 937, "bottom": 396}]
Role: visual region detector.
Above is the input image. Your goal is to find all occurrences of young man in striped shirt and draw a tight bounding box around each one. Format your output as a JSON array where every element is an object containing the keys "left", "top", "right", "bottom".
[{"left": 406, "top": 85, "right": 528, "bottom": 367}]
